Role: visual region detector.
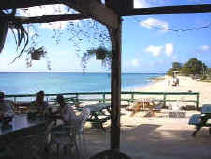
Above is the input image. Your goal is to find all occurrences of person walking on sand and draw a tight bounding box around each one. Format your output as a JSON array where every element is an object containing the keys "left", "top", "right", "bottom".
[{"left": 176, "top": 77, "right": 179, "bottom": 86}]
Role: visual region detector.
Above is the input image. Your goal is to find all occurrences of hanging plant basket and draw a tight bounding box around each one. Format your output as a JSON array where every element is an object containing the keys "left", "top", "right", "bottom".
[
  {"left": 29, "top": 47, "right": 47, "bottom": 60},
  {"left": 31, "top": 52, "right": 41, "bottom": 60},
  {"left": 96, "top": 48, "right": 106, "bottom": 60}
]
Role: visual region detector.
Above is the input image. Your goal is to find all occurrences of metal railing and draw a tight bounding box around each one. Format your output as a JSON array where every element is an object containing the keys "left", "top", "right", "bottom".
[{"left": 5, "top": 91, "right": 200, "bottom": 109}]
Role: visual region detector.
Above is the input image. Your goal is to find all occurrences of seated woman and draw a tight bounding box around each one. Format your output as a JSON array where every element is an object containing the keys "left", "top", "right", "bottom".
[
  {"left": 52, "top": 95, "right": 90, "bottom": 132},
  {"left": 16, "top": 91, "right": 48, "bottom": 115},
  {"left": 0, "top": 91, "right": 15, "bottom": 122},
  {"left": 30, "top": 91, "right": 48, "bottom": 113}
]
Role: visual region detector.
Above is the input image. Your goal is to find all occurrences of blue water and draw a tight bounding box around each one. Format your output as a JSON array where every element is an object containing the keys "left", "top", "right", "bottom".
[{"left": 0, "top": 72, "right": 164, "bottom": 94}]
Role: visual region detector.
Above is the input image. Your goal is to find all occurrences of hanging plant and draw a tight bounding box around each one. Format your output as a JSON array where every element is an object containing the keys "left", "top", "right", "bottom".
[
  {"left": 25, "top": 46, "right": 51, "bottom": 70},
  {"left": 27, "top": 47, "right": 47, "bottom": 60},
  {"left": 82, "top": 46, "right": 112, "bottom": 69},
  {"left": 95, "top": 47, "right": 107, "bottom": 60},
  {"left": 9, "top": 21, "right": 29, "bottom": 63}
]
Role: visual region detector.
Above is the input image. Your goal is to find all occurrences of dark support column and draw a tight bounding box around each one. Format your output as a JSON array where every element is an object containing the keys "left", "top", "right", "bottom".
[
  {"left": 110, "top": 17, "right": 122, "bottom": 151},
  {"left": 196, "top": 93, "right": 200, "bottom": 110}
]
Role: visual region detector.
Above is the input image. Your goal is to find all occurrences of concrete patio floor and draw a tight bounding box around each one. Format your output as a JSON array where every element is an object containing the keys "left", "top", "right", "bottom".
[{"left": 82, "top": 116, "right": 211, "bottom": 159}]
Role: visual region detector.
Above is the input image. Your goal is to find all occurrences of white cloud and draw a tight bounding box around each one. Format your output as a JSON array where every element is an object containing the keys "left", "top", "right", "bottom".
[
  {"left": 131, "top": 59, "right": 140, "bottom": 67},
  {"left": 145, "top": 43, "right": 174, "bottom": 57},
  {"left": 165, "top": 43, "right": 174, "bottom": 57},
  {"left": 200, "top": 45, "right": 210, "bottom": 51},
  {"left": 145, "top": 45, "right": 163, "bottom": 57},
  {"left": 134, "top": 0, "right": 149, "bottom": 8},
  {"left": 140, "top": 18, "right": 169, "bottom": 31}
]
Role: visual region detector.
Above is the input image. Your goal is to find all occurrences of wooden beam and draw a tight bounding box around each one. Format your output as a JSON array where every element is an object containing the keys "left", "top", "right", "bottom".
[
  {"left": 110, "top": 17, "right": 122, "bottom": 151},
  {"left": 106, "top": 0, "right": 133, "bottom": 15},
  {"left": 9, "top": 14, "right": 89, "bottom": 24},
  {"left": 0, "top": 0, "right": 64, "bottom": 9},
  {"left": 121, "top": 4, "right": 211, "bottom": 16},
  {"left": 1, "top": 0, "right": 118, "bottom": 29},
  {"left": 64, "top": 0, "right": 118, "bottom": 29}
]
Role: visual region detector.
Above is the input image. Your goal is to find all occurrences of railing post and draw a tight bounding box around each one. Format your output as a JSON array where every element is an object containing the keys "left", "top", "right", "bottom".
[
  {"left": 163, "top": 93, "right": 166, "bottom": 108},
  {"left": 131, "top": 93, "right": 134, "bottom": 102},
  {"left": 196, "top": 93, "right": 200, "bottom": 110},
  {"left": 14, "top": 97, "right": 16, "bottom": 103},
  {"left": 75, "top": 93, "right": 79, "bottom": 107},
  {"left": 102, "top": 93, "right": 106, "bottom": 103}
]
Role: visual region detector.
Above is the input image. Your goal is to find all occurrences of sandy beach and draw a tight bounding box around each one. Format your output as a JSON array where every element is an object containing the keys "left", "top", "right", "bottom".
[
  {"left": 135, "top": 75, "right": 211, "bottom": 106},
  {"left": 83, "top": 75, "right": 211, "bottom": 159}
]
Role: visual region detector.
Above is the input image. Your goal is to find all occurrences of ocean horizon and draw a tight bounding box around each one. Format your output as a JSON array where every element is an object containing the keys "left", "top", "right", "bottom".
[{"left": 0, "top": 72, "right": 164, "bottom": 95}]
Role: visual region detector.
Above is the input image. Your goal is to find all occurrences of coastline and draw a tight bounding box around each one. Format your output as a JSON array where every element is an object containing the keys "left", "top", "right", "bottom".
[{"left": 134, "top": 75, "right": 211, "bottom": 106}]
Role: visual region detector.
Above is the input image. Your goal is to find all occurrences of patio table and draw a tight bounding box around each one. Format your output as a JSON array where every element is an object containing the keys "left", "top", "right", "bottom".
[
  {"left": 0, "top": 114, "right": 46, "bottom": 151},
  {"left": 83, "top": 103, "right": 111, "bottom": 130}
]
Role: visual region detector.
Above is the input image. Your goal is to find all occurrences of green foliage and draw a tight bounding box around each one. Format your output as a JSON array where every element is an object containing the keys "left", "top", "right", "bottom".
[
  {"left": 183, "top": 58, "right": 202, "bottom": 75},
  {"left": 172, "top": 62, "right": 182, "bottom": 70},
  {"left": 82, "top": 46, "right": 112, "bottom": 69},
  {"left": 208, "top": 68, "right": 211, "bottom": 75},
  {"left": 167, "top": 58, "right": 208, "bottom": 78},
  {"left": 167, "top": 61, "right": 182, "bottom": 76}
]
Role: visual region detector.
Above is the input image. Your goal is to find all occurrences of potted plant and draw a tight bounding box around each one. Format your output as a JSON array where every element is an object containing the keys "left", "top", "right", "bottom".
[
  {"left": 82, "top": 46, "right": 112, "bottom": 69},
  {"left": 95, "top": 47, "right": 107, "bottom": 60},
  {"left": 29, "top": 47, "right": 47, "bottom": 60}
]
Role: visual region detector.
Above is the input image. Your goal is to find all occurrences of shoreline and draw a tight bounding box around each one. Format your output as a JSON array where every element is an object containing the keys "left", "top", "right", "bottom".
[{"left": 133, "top": 75, "right": 211, "bottom": 106}]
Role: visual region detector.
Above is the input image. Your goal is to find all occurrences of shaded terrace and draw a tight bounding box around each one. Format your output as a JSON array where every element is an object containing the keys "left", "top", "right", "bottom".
[{"left": 1, "top": 0, "right": 211, "bottom": 158}]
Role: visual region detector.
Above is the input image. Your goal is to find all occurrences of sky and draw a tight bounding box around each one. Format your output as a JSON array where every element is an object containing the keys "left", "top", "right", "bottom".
[{"left": 1, "top": 0, "right": 211, "bottom": 73}]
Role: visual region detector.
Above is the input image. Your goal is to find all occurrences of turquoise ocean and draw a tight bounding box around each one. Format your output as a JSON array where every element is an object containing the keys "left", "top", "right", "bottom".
[{"left": 0, "top": 72, "right": 164, "bottom": 94}]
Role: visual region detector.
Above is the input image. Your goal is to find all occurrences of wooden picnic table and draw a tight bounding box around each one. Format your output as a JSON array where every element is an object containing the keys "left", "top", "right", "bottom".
[
  {"left": 82, "top": 103, "right": 111, "bottom": 130},
  {"left": 189, "top": 104, "right": 211, "bottom": 136}
]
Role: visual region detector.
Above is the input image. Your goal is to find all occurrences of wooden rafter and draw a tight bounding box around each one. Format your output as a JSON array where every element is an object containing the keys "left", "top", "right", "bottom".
[
  {"left": 0, "top": 0, "right": 64, "bottom": 9},
  {"left": 11, "top": 14, "right": 89, "bottom": 24},
  {"left": 64, "top": 0, "right": 118, "bottom": 29},
  {"left": 0, "top": 0, "right": 119, "bottom": 29}
]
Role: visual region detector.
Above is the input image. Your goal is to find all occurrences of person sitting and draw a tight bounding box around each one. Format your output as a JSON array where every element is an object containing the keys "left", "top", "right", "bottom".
[
  {"left": 16, "top": 91, "right": 49, "bottom": 116},
  {"left": 0, "top": 91, "right": 15, "bottom": 120},
  {"left": 28, "top": 91, "right": 48, "bottom": 115},
  {"left": 53, "top": 95, "right": 90, "bottom": 132}
]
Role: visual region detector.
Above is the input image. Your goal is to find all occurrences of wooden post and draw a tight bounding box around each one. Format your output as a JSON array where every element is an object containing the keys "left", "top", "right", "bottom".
[
  {"left": 163, "top": 93, "right": 166, "bottom": 108},
  {"left": 75, "top": 93, "right": 79, "bottom": 107},
  {"left": 131, "top": 92, "right": 134, "bottom": 102},
  {"left": 110, "top": 17, "right": 122, "bottom": 151},
  {"left": 102, "top": 93, "right": 106, "bottom": 103},
  {"left": 196, "top": 93, "right": 200, "bottom": 110}
]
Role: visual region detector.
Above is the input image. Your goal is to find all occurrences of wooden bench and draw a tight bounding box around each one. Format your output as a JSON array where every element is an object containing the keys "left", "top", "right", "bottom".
[
  {"left": 81, "top": 103, "right": 111, "bottom": 131},
  {"left": 189, "top": 104, "right": 211, "bottom": 136},
  {"left": 86, "top": 116, "right": 111, "bottom": 130}
]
